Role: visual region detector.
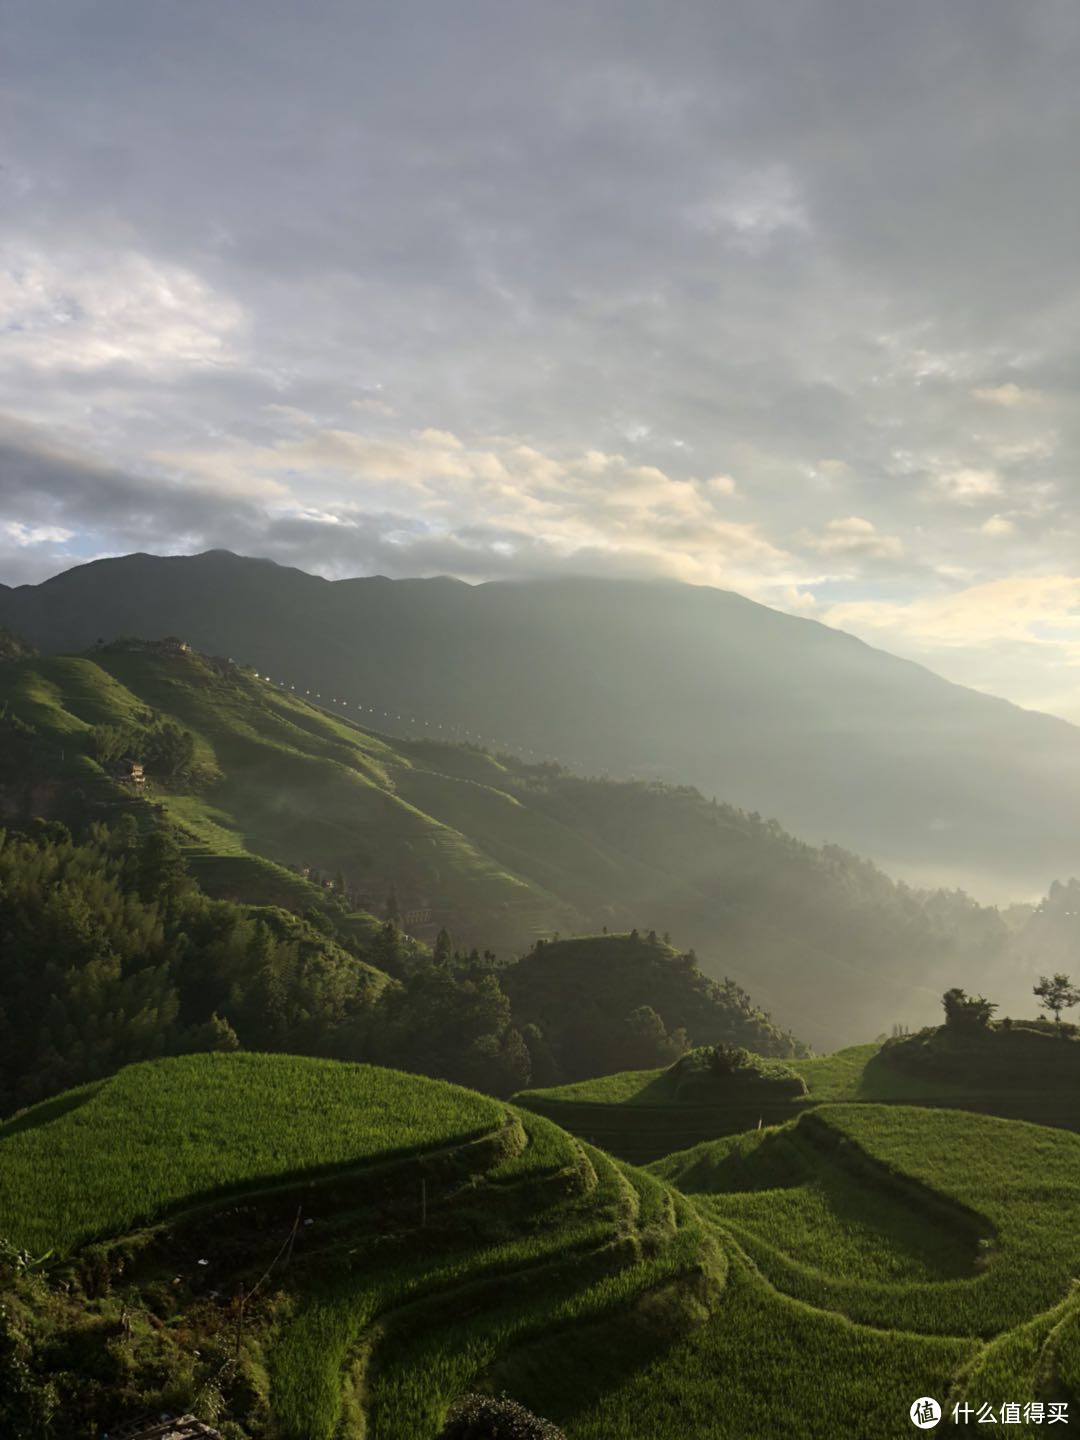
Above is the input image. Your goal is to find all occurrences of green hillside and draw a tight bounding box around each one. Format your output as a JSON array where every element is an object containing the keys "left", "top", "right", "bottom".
[
  {"left": 0, "top": 1053, "right": 724, "bottom": 1439},
  {"left": 5, "top": 549, "right": 1080, "bottom": 900},
  {"left": 0, "top": 810, "right": 800, "bottom": 1123},
  {"left": 0, "top": 638, "right": 1042, "bottom": 1049},
  {"left": 2, "top": 1054, "right": 1078, "bottom": 1438},
  {"left": 517, "top": 1026, "right": 1080, "bottom": 1163},
  {"left": 0, "top": 643, "right": 570, "bottom": 951},
  {"left": 0, "top": 1053, "right": 504, "bottom": 1254}
]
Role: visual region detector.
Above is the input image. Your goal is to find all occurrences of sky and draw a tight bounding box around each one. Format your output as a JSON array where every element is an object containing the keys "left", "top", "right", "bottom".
[{"left": 2, "top": 1, "right": 1080, "bottom": 722}]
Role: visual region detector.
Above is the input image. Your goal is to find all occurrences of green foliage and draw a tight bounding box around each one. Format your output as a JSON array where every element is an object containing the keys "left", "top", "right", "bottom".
[
  {"left": 0, "top": 1303, "right": 57, "bottom": 1438},
  {"left": 677, "top": 1046, "right": 808, "bottom": 1100},
  {"left": 662, "top": 1105, "right": 1080, "bottom": 1339},
  {"left": 943, "top": 986, "right": 998, "bottom": 1032},
  {"left": 516, "top": 1028, "right": 1080, "bottom": 1168},
  {"left": 502, "top": 932, "right": 801, "bottom": 1087},
  {"left": 564, "top": 1258, "right": 973, "bottom": 1440},
  {"left": 369, "top": 962, "right": 529, "bottom": 1097},
  {"left": 3, "top": 1046, "right": 1080, "bottom": 1438},
  {"left": 879, "top": 1020, "right": 1080, "bottom": 1097},
  {"left": 1033, "top": 972, "right": 1080, "bottom": 1023},
  {"left": 0, "top": 823, "right": 390, "bottom": 1112},
  {"left": 89, "top": 712, "right": 212, "bottom": 789}
]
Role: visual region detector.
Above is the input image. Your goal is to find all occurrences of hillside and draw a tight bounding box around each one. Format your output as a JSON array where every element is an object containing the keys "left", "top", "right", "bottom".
[
  {"left": 517, "top": 1024, "right": 1080, "bottom": 1163},
  {"left": 2, "top": 1053, "right": 1078, "bottom": 1438},
  {"left": 2, "top": 549, "right": 1079, "bottom": 896},
  {"left": 502, "top": 933, "right": 804, "bottom": 1079},
  {"left": 0, "top": 1053, "right": 725, "bottom": 1439},
  {"left": 0, "top": 639, "right": 1038, "bottom": 1048},
  {"left": 0, "top": 774, "right": 800, "bottom": 1120}
]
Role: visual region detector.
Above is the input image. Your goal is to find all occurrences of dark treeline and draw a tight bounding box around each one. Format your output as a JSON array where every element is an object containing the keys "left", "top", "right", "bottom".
[{"left": 0, "top": 821, "right": 796, "bottom": 1115}]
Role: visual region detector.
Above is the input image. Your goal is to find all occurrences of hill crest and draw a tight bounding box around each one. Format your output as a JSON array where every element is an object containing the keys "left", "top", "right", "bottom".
[{"left": 2, "top": 549, "right": 1078, "bottom": 898}]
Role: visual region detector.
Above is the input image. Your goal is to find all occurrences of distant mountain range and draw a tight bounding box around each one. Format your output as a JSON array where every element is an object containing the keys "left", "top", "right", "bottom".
[{"left": 2, "top": 548, "right": 1078, "bottom": 898}]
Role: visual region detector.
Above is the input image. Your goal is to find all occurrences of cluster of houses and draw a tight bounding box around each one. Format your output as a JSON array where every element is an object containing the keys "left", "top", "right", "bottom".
[{"left": 105, "top": 636, "right": 193, "bottom": 656}]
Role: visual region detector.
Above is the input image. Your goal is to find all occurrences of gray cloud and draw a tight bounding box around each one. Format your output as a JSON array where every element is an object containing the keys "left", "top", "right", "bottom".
[{"left": 3, "top": 2, "right": 1080, "bottom": 716}]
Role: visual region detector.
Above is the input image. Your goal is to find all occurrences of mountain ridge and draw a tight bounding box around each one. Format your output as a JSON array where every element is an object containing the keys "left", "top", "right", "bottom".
[{"left": 3, "top": 549, "right": 1078, "bottom": 897}]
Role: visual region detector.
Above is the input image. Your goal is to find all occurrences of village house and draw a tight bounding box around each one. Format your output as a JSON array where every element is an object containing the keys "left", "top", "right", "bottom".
[{"left": 114, "top": 759, "right": 146, "bottom": 790}]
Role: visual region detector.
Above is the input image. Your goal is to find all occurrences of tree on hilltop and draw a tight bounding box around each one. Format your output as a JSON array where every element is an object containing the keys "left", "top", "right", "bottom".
[
  {"left": 942, "top": 986, "right": 997, "bottom": 1032},
  {"left": 1033, "top": 973, "right": 1080, "bottom": 1025}
]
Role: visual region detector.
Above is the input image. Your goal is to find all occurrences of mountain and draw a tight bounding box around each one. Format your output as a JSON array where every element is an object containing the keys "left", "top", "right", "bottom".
[
  {"left": 0, "top": 639, "right": 1042, "bottom": 1049},
  {"left": 1, "top": 549, "right": 1077, "bottom": 898}
]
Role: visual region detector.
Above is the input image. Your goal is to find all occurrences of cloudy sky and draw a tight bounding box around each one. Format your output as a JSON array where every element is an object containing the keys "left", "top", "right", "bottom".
[{"left": 3, "top": 1, "right": 1080, "bottom": 720}]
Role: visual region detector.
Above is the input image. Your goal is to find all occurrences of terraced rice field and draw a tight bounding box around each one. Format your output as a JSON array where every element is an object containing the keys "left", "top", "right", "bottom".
[
  {"left": 3, "top": 1054, "right": 1078, "bottom": 1439},
  {"left": 0, "top": 1052, "right": 504, "bottom": 1252}
]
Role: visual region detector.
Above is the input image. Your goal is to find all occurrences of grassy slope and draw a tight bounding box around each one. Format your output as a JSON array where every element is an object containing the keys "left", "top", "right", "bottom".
[
  {"left": 516, "top": 1032, "right": 1080, "bottom": 1162},
  {"left": 0, "top": 649, "right": 814, "bottom": 1060},
  {"left": 0, "top": 1053, "right": 726, "bottom": 1440},
  {"left": 4, "top": 1054, "right": 1079, "bottom": 1438},
  {"left": 0, "top": 649, "right": 599, "bottom": 950},
  {"left": 0, "top": 644, "right": 1027, "bottom": 1051},
  {"left": 612, "top": 1105, "right": 1080, "bottom": 1440},
  {"left": 0, "top": 1053, "right": 504, "bottom": 1253}
]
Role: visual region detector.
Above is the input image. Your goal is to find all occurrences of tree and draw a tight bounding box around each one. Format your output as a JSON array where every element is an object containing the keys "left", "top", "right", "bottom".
[
  {"left": 433, "top": 926, "right": 454, "bottom": 966},
  {"left": 1033, "top": 973, "right": 1080, "bottom": 1025},
  {"left": 137, "top": 828, "right": 191, "bottom": 907},
  {"left": 385, "top": 884, "right": 401, "bottom": 925},
  {"left": 615, "top": 1005, "right": 687, "bottom": 1071},
  {"left": 520, "top": 1023, "right": 560, "bottom": 1087},
  {"left": 942, "top": 987, "right": 997, "bottom": 1032}
]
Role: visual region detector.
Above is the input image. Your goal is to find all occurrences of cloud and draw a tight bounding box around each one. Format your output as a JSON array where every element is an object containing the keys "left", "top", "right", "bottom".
[
  {"left": 0, "top": 419, "right": 796, "bottom": 598},
  {"left": 687, "top": 164, "right": 810, "bottom": 248},
  {"left": 980, "top": 515, "right": 1015, "bottom": 537},
  {"left": 820, "top": 576, "right": 1080, "bottom": 684},
  {"left": 801, "top": 516, "right": 904, "bottom": 561},
  {"left": 706, "top": 474, "right": 738, "bottom": 497},
  {"left": 973, "top": 383, "right": 1044, "bottom": 408},
  {"left": 3, "top": 520, "right": 74, "bottom": 546},
  {"left": 3, "top": 2, "right": 1080, "bottom": 723},
  {"left": 934, "top": 468, "right": 1003, "bottom": 504},
  {"left": 0, "top": 244, "right": 244, "bottom": 374}
]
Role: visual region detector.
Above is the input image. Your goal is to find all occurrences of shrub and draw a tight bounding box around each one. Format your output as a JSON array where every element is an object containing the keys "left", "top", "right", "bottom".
[
  {"left": 707, "top": 1044, "right": 755, "bottom": 1077},
  {"left": 942, "top": 987, "right": 997, "bottom": 1032},
  {"left": 437, "top": 1392, "right": 566, "bottom": 1439}
]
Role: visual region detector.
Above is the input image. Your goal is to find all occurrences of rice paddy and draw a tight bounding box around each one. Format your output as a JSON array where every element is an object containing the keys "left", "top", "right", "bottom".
[
  {"left": 0, "top": 1052, "right": 504, "bottom": 1253},
  {"left": 3, "top": 1053, "right": 1078, "bottom": 1438}
]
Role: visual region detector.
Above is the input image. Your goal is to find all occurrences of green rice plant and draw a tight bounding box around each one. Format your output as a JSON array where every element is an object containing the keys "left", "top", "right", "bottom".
[
  {"left": 659, "top": 1105, "right": 1080, "bottom": 1339},
  {"left": 565, "top": 1256, "right": 976, "bottom": 1440},
  {"left": 0, "top": 1052, "right": 504, "bottom": 1253},
  {"left": 360, "top": 1160, "right": 723, "bottom": 1440},
  {"left": 266, "top": 1137, "right": 642, "bottom": 1439}
]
